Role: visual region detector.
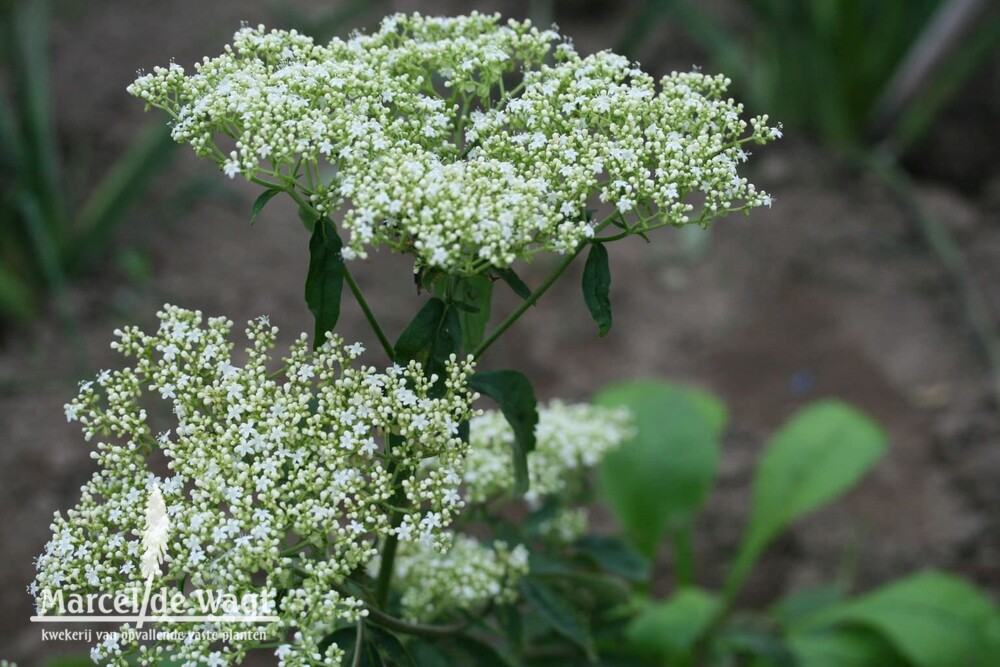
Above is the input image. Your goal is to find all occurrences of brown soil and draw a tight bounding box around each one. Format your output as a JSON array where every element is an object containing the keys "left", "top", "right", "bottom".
[{"left": 3, "top": 0, "right": 999, "bottom": 662}]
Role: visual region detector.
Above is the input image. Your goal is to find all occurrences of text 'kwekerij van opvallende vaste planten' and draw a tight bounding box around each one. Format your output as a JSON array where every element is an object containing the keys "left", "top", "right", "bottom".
[{"left": 24, "top": 11, "right": 1000, "bottom": 667}]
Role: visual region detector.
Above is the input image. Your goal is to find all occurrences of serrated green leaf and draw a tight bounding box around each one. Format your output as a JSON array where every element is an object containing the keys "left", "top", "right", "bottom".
[
  {"left": 627, "top": 587, "right": 717, "bottom": 660},
  {"left": 520, "top": 577, "right": 596, "bottom": 661},
  {"left": 250, "top": 187, "right": 282, "bottom": 224},
  {"left": 304, "top": 217, "right": 345, "bottom": 348},
  {"left": 469, "top": 369, "right": 538, "bottom": 495},
  {"left": 799, "top": 571, "right": 1000, "bottom": 667},
  {"left": 596, "top": 380, "right": 724, "bottom": 557},
  {"left": 582, "top": 243, "right": 612, "bottom": 337}
]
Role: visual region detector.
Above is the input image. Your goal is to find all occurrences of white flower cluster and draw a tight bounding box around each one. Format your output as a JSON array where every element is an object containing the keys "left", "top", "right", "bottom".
[
  {"left": 32, "top": 305, "right": 476, "bottom": 667},
  {"left": 464, "top": 400, "right": 634, "bottom": 506},
  {"left": 129, "top": 12, "right": 777, "bottom": 274},
  {"left": 388, "top": 534, "right": 528, "bottom": 623}
]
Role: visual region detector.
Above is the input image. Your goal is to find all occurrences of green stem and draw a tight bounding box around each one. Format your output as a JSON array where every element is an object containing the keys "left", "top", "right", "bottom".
[
  {"left": 374, "top": 528, "right": 400, "bottom": 609},
  {"left": 351, "top": 618, "right": 365, "bottom": 667},
  {"left": 472, "top": 247, "right": 583, "bottom": 360},
  {"left": 344, "top": 266, "right": 394, "bottom": 361},
  {"left": 374, "top": 435, "right": 406, "bottom": 609},
  {"left": 363, "top": 597, "right": 481, "bottom": 638},
  {"left": 472, "top": 213, "right": 625, "bottom": 360}
]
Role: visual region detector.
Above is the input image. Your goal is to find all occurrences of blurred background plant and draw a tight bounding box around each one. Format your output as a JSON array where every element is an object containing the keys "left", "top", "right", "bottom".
[
  {"left": 592, "top": 380, "right": 1000, "bottom": 667},
  {"left": 612, "top": 0, "right": 1000, "bottom": 406},
  {"left": 617, "top": 0, "right": 1000, "bottom": 156},
  {"left": 0, "top": 0, "right": 181, "bottom": 331}
]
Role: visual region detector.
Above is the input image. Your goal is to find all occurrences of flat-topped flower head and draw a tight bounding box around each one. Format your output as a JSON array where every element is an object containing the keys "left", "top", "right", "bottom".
[
  {"left": 129, "top": 12, "right": 778, "bottom": 275},
  {"left": 33, "top": 305, "right": 477, "bottom": 666}
]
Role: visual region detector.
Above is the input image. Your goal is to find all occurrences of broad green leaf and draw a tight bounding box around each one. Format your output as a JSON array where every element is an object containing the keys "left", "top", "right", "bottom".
[
  {"left": 627, "top": 587, "right": 717, "bottom": 659},
  {"left": 470, "top": 369, "right": 538, "bottom": 494},
  {"left": 800, "top": 571, "right": 1000, "bottom": 667},
  {"left": 495, "top": 267, "right": 531, "bottom": 299},
  {"left": 596, "top": 380, "right": 725, "bottom": 557},
  {"left": 250, "top": 187, "right": 282, "bottom": 224},
  {"left": 787, "top": 628, "right": 906, "bottom": 667},
  {"left": 304, "top": 217, "right": 345, "bottom": 348},
  {"left": 454, "top": 275, "right": 492, "bottom": 353},
  {"left": 573, "top": 535, "right": 650, "bottom": 582},
  {"left": 520, "top": 577, "right": 596, "bottom": 660},
  {"left": 728, "top": 401, "right": 886, "bottom": 595},
  {"left": 394, "top": 298, "right": 446, "bottom": 364},
  {"left": 582, "top": 242, "right": 612, "bottom": 337}
]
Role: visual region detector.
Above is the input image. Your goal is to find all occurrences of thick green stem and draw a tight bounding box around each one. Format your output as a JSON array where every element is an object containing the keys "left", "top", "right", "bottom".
[
  {"left": 344, "top": 266, "right": 394, "bottom": 361},
  {"left": 374, "top": 528, "right": 400, "bottom": 609}
]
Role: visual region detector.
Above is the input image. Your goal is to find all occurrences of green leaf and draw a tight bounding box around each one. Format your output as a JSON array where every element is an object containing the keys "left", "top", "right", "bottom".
[
  {"left": 714, "top": 626, "right": 796, "bottom": 666},
  {"left": 451, "top": 635, "right": 511, "bottom": 667},
  {"left": 304, "top": 217, "right": 345, "bottom": 348},
  {"left": 394, "top": 297, "right": 446, "bottom": 364},
  {"left": 497, "top": 603, "right": 524, "bottom": 654},
  {"left": 596, "top": 380, "right": 725, "bottom": 557},
  {"left": 787, "top": 628, "right": 907, "bottom": 667},
  {"left": 627, "top": 587, "right": 717, "bottom": 660},
  {"left": 407, "top": 641, "right": 453, "bottom": 667},
  {"left": 582, "top": 242, "right": 612, "bottom": 336},
  {"left": 771, "top": 585, "right": 844, "bottom": 627},
  {"left": 297, "top": 204, "right": 319, "bottom": 232},
  {"left": 469, "top": 369, "right": 538, "bottom": 495},
  {"left": 495, "top": 267, "right": 531, "bottom": 299},
  {"left": 728, "top": 401, "right": 886, "bottom": 596},
  {"left": 250, "top": 187, "right": 283, "bottom": 224},
  {"left": 455, "top": 275, "right": 493, "bottom": 353},
  {"left": 573, "top": 535, "right": 650, "bottom": 582},
  {"left": 394, "top": 297, "right": 461, "bottom": 391},
  {"left": 429, "top": 303, "right": 462, "bottom": 388},
  {"left": 366, "top": 626, "right": 414, "bottom": 666},
  {"left": 520, "top": 577, "right": 596, "bottom": 661},
  {"left": 799, "top": 571, "right": 1000, "bottom": 667}
]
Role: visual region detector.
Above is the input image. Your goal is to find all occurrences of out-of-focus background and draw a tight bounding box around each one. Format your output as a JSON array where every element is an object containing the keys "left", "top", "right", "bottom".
[{"left": 2, "top": 0, "right": 999, "bottom": 662}]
